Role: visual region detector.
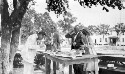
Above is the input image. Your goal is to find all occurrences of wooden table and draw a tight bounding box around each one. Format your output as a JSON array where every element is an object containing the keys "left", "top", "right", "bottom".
[{"left": 42, "top": 52, "right": 99, "bottom": 74}]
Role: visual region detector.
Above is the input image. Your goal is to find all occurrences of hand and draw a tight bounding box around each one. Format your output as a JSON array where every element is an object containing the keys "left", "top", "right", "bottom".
[
  {"left": 40, "top": 45, "right": 44, "bottom": 48},
  {"left": 44, "top": 41, "right": 51, "bottom": 45},
  {"left": 73, "top": 42, "right": 76, "bottom": 46}
]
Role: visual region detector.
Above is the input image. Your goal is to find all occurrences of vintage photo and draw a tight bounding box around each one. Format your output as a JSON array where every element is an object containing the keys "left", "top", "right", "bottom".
[{"left": 0, "top": 0, "right": 125, "bottom": 74}]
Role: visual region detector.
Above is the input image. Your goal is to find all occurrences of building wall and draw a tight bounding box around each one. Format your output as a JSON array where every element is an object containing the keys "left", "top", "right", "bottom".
[
  {"left": 91, "top": 35, "right": 110, "bottom": 45},
  {"left": 91, "top": 32, "right": 125, "bottom": 50}
]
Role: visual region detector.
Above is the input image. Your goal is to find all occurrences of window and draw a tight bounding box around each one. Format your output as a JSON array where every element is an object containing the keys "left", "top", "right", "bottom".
[
  {"left": 100, "top": 38, "right": 101, "bottom": 42},
  {"left": 123, "top": 38, "right": 124, "bottom": 42},
  {"left": 105, "top": 38, "right": 107, "bottom": 42},
  {"left": 95, "top": 39, "right": 96, "bottom": 43}
]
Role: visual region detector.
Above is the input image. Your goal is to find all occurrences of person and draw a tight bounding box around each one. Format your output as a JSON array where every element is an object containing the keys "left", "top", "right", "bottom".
[
  {"left": 65, "top": 25, "right": 85, "bottom": 74},
  {"left": 44, "top": 25, "right": 61, "bottom": 74},
  {"left": 82, "top": 35, "right": 99, "bottom": 74},
  {"left": 21, "top": 31, "right": 46, "bottom": 74}
]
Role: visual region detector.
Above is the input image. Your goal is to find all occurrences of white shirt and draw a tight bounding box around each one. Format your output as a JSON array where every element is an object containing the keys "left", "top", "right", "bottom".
[
  {"left": 21, "top": 34, "right": 46, "bottom": 63},
  {"left": 74, "top": 32, "right": 79, "bottom": 41},
  {"left": 51, "top": 33, "right": 54, "bottom": 44}
]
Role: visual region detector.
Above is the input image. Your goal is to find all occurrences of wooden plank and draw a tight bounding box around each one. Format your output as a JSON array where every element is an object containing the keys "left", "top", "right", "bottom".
[
  {"left": 69, "top": 65, "right": 72, "bottom": 74},
  {"left": 98, "top": 55, "right": 125, "bottom": 62},
  {"left": 45, "top": 54, "right": 99, "bottom": 74}
]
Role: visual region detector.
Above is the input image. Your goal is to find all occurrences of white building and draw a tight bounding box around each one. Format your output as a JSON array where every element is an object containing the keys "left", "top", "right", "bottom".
[{"left": 91, "top": 31, "right": 125, "bottom": 50}]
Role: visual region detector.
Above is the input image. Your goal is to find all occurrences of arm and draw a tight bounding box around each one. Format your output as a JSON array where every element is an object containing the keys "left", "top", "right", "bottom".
[
  {"left": 65, "top": 33, "right": 72, "bottom": 38},
  {"left": 65, "top": 30, "right": 75, "bottom": 38}
]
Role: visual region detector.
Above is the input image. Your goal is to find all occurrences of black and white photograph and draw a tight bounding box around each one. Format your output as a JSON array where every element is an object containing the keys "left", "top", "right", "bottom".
[{"left": 0, "top": 0, "right": 125, "bottom": 74}]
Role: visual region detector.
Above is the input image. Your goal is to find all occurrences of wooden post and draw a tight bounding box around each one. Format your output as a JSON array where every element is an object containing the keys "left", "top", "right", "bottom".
[
  {"left": 53, "top": 61, "right": 56, "bottom": 74},
  {"left": 94, "top": 58, "right": 99, "bottom": 74},
  {"left": 69, "top": 65, "right": 72, "bottom": 74},
  {"left": 45, "top": 58, "right": 51, "bottom": 74},
  {"left": 45, "top": 44, "right": 52, "bottom": 74}
]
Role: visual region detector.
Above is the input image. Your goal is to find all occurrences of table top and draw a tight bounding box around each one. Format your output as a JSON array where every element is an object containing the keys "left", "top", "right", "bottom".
[{"left": 38, "top": 50, "right": 125, "bottom": 65}]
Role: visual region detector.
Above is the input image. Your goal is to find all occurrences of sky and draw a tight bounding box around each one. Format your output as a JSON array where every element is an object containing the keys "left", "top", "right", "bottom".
[{"left": 7, "top": 0, "right": 125, "bottom": 27}]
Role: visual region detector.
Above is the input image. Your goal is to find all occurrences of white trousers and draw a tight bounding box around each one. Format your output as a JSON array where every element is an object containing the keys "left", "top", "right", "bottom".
[{"left": 23, "top": 61, "right": 34, "bottom": 74}]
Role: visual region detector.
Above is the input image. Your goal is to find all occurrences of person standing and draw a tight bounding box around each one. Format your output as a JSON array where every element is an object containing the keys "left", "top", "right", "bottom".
[
  {"left": 44, "top": 25, "right": 61, "bottom": 74},
  {"left": 82, "top": 35, "right": 99, "bottom": 74},
  {"left": 21, "top": 31, "right": 46, "bottom": 74},
  {"left": 65, "top": 25, "right": 85, "bottom": 74}
]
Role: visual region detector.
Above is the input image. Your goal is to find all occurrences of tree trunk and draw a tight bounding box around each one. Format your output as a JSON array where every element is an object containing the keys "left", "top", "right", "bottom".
[
  {"left": 1, "top": 0, "right": 12, "bottom": 74},
  {"left": 1, "top": 0, "right": 31, "bottom": 74},
  {"left": 9, "top": 28, "right": 20, "bottom": 74},
  {"left": 1, "top": 28, "right": 11, "bottom": 74}
]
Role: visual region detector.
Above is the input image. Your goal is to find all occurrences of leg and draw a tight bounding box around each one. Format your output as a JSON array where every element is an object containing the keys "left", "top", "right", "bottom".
[
  {"left": 73, "top": 64, "right": 78, "bottom": 74},
  {"left": 23, "top": 61, "right": 34, "bottom": 74},
  {"left": 56, "top": 62, "right": 59, "bottom": 70},
  {"left": 78, "top": 64, "right": 84, "bottom": 74},
  {"left": 45, "top": 58, "right": 51, "bottom": 74},
  {"left": 23, "top": 61, "right": 28, "bottom": 74},
  {"left": 53, "top": 61, "right": 56, "bottom": 74},
  {"left": 69, "top": 65, "right": 72, "bottom": 74}
]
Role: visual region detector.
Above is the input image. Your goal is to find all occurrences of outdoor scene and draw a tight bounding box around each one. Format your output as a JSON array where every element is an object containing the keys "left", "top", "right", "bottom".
[{"left": 0, "top": 0, "right": 125, "bottom": 74}]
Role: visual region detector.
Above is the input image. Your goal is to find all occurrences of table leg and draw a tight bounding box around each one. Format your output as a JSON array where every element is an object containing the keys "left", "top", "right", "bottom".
[
  {"left": 63, "top": 64, "right": 69, "bottom": 74},
  {"left": 94, "top": 59, "right": 99, "bottom": 74},
  {"left": 53, "top": 61, "right": 56, "bottom": 74},
  {"left": 69, "top": 65, "right": 72, "bottom": 74},
  {"left": 45, "top": 58, "right": 51, "bottom": 74}
]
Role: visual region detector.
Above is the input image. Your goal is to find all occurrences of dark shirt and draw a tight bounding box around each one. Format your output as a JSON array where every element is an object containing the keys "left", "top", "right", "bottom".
[{"left": 65, "top": 31, "right": 86, "bottom": 49}]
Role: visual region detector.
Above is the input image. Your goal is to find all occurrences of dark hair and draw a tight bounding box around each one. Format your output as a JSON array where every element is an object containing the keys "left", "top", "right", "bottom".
[{"left": 38, "top": 31, "right": 46, "bottom": 36}]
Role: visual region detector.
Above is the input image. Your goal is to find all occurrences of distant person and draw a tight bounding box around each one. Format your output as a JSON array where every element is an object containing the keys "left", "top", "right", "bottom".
[
  {"left": 65, "top": 25, "right": 85, "bottom": 74},
  {"left": 21, "top": 31, "right": 46, "bottom": 74}
]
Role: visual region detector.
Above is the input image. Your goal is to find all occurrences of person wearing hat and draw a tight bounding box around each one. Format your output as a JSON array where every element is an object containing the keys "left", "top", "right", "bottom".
[{"left": 21, "top": 31, "right": 46, "bottom": 74}]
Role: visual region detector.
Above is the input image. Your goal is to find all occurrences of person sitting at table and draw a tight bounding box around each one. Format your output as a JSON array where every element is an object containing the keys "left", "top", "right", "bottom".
[
  {"left": 65, "top": 25, "right": 85, "bottom": 74},
  {"left": 21, "top": 31, "right": 46, "bottom": 74}
]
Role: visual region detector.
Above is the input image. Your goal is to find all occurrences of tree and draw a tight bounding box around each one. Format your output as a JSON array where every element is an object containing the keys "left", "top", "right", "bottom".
[
  {"left": 115, "top": 23, "right": 125, "bottom": 35},
  {"left": 57, "top": 12, "right": 77, "bottom": 33},
  {"left": 88, "top": 25, "right": 99, "bottom": 34},
  {"left": 87, "top": 24, "right": 110, "bottom": 35},
  {"left": 1, "top": 0, "right": 124, "bottom": 74},
  {"left": 21, "top": 10, "right": 57, "bottom": 44},
  {"left": 97, "top": 24, "right": 110, "bottom": 35},
  {"left": 21, "top": 9, "right": 37, "bottom": 44}
]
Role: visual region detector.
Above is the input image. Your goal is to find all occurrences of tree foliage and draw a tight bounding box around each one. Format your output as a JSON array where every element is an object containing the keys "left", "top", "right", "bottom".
[
  {"left": 114, "top": 23, "right": 125, "bottom": 35},
  {"left": 96, "top": 24, "right": 110, "bottom": 35},
  {"left": 46, "top": 0, "right": 125, "bottom": 14},
  {"left": 21, "top": 9, "right": 56, "bottom": 44},
  {"left": 87, "top": 24, "right": 110, "bottom": 35},
  {"left": 57, "top": 12, "right": 77, "bottom": 32},
  {"left": 88, "top": 25, "right": 99, "bottom": 34}
]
